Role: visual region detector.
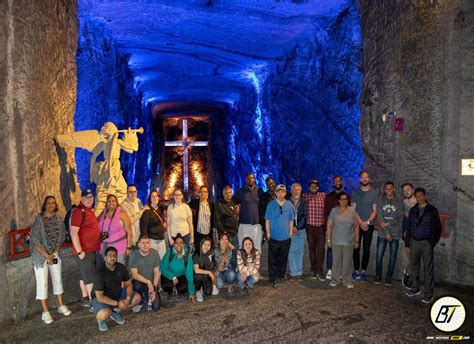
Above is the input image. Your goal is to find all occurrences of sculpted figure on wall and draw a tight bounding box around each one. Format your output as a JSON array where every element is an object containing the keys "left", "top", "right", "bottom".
[{"left": 57, "top": 122, "right": 144, "bottom": 213}]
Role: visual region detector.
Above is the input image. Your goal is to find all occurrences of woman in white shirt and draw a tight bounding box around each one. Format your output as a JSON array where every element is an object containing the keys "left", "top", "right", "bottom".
[{"left": 167, "top": 189, "right": 194, "bottom": 248}]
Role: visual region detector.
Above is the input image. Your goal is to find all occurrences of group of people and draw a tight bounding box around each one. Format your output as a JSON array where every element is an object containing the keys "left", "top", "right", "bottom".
[{"left": 29, "top": 171, "right": 442, "bottom": 331}]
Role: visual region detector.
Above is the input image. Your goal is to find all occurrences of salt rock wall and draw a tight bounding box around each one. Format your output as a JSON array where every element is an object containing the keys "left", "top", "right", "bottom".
[
  {"left": 359, "top": 0, "right": 474, "bottom": 285},
  {"left": 0, "top": 0, "right": 80, "bottom": 324},
  {"left": 225, "top": 3, "right": 364, "bottom": 191},
  {"left": 74, "top": 16, "right": 153, "bottom": 201}
]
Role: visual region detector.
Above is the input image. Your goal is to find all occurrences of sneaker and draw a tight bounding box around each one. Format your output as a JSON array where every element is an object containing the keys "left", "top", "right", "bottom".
[
  {"left": 311, "top": 273, "right": 318, "bottom": 280},
  {"left": 402, "top": 273, "right": 411, "bottom": 290},
  {"left": 406, "top": 288, "right": 421, "bottom": 297},
  {"left": 374, "top": 275, "right": 382, "bottom": 285},
  {"left": 212, "top": 285, "right": 219, "bottom": 296},
  {"left": 132, "top": 304, "right": 143, "bottom": 313},
  {"left": 196, "top": 290, "right": 204, "bottom": 302},
  {"left": 41, "top": 311, "right": 53, "bottom": 325},
  {"left": 352, "top": 271, "right": 361, "bottom": 280},
  {"left": 57, "top": 305, "right": 72, "bottom": 316},
  {"left": 385, "top": 277, "right": 392, "bottom": 287},
  {"left": 81, "top": 298, "right": 90, "bottom": 308},
  {"left": 110, "top": 312, "right": 124, "bottom": 325},
  {"left": 329, "top": 282, "right": 337, "bottom": 287},
  {"left": 296, "top": 275, "right": 304, "bottom": 281},
  {"left": 317, "top": 274, "right": 326, "bottom": 282},
  {"left": 97, "top": 320, "right": 108, "bottom": 332},
  {"left": 346, "top": 284, "right": 354, "bottom": 289},
  {"left": 422, "top": 295, "right": 434, "bottom": 304},
  {"left": 271, "top": 282, "right": 278, "bottom": 288},
  {"left": 325, "top": 269, "right": 332, "bottom": 280},
  {"left": 360, "top": 272, "right": 368, "bottom": 282}
]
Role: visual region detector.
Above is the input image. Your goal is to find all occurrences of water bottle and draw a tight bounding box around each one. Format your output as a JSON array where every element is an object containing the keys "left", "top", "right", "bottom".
[{"left": 147, "top": 298, "right": 152, "bottom": 311}]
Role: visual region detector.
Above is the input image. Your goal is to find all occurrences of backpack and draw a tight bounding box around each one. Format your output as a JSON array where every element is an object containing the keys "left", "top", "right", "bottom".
[
  {"left": 64, "top": 205, "right": 86, "bottom": 243},
  {"left": 169, "top": 249, "right": 190, "bottom": 268}
]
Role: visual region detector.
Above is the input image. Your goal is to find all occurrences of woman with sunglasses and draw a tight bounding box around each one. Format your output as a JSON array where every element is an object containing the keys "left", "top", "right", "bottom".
[{"left": 326, "top": 192, "right": 359, "bottom": 288}]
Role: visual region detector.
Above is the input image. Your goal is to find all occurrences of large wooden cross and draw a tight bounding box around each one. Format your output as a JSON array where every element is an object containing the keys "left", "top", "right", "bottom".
[{"left": 165, "top": 118, "right": 208, "bottom": 192}]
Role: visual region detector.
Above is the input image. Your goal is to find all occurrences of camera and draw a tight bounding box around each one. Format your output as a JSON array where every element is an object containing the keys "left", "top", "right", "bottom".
[{"left": 100, "top": 231, "right": 109, "bottom": 242}]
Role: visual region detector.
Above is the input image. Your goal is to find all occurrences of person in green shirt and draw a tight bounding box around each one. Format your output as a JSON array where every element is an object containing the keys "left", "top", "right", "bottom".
[{"left": 160, "top": 234, "right": 196, "bottom": 302}]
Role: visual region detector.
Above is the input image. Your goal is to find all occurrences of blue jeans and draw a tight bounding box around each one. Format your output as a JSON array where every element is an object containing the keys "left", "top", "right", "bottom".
[
  {"left": 217, "top": 269, "right": 236, "bottom": 289},
  {"left": 237, "top": 273, "right": 256, "bottom": 289},
  {"left": 230, "top": 234, "right": 239, "bottom": 269},
  {"left": 288, "top": 229, "right": 306, "bottom": 276},
  {"left": 376, "top": 237, "right": 399, "bottom": 277},
  {"left": 326, "top": 247, "right": 332, "bottom": 269}
]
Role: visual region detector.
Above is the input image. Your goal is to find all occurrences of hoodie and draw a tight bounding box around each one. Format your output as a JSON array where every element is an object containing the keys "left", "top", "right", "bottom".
[{"left": 376, "top": 194, "right": 404, "bottom": 239}]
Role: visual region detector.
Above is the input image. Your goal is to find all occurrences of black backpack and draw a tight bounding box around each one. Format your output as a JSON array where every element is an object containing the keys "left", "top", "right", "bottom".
[{"left": 64, "top": 205, "right": 86, "bottom": 243}]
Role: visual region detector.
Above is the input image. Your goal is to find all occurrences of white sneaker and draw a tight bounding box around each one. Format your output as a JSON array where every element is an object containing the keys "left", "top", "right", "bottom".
[
  {"left": 329, "top": 282, "right": 337, "bottom": 287},
  {"left": 57, "top": 305, "right": 72, "bottom": 316},
  {"left": 347, "top": 284, "right": 354, "bottom": 289},
  {"left": 325, "top": 269, "right": 332, "bottom": 280},
  {"left": 196, "top": 290, "right": 204, "bottom": 302},
  {"left": 41, "top": 311, "right": 53, "bottom": 324},
  {"left": 132, "top": 304, "right": 143, "bottom": 313},
  {"left": 212, "top": 285, "right": 219, "bottom": 296}
]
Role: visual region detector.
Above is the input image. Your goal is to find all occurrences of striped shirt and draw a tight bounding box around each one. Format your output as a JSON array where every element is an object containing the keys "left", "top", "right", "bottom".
[
  {"left": 237, "top": 249, "right": 261, "bottom": 276},
  {"left": 197, "top": 201, "right": 211, "bottom": 235},
  {"left": 304, "top": 192, "right": 326, "bottom": 226}
]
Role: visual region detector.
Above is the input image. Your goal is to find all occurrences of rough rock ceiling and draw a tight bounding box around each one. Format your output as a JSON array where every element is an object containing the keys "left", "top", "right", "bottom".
[{"left": 80, "top": 0, "right": 352, "bottom": 106}]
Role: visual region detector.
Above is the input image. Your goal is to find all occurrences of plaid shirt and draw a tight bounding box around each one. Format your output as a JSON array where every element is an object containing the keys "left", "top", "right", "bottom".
[{"left": 303, "top": 192, "right": 326, "bottom": 226}]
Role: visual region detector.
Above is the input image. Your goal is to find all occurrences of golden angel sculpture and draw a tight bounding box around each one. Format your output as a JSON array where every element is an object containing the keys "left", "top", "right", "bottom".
[{"left": 57, "top": 122, "right": 144, "bottom": 214}]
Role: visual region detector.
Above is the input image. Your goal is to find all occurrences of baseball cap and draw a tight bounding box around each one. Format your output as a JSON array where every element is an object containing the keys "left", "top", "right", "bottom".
[
  {"left": 275, "top": 184, "right": 287, "bottom": 192},
  {"left": 309, "top": 179, "right": 319, "bottom": 186},
  {"left": 81, "top": 188, "right": 94, "bottom": 197}
]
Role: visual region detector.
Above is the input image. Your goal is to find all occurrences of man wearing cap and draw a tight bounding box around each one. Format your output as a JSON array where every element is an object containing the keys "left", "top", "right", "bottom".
[
  {"left": 265, "top": 184, "right": 294, "bottom": 288},
  {"left": 235, "top": 173, "right": 264, "bottom": 251},
  {"left": 70, "top": 188, "right": 101, "bottom": 306},
  {"left": 303, "top": 179, "right": 327, "bottom": 281},
  {"left": 258, "top": 177, "right": 277, "bottom": 243}
]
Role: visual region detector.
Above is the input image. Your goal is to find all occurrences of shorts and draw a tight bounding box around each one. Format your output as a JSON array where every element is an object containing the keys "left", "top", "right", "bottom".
[
  {"left": 91, "top": 288, "right": 137, "bottom": 313},
  {"left": 75, "top": 252, "right": 97, "bottom": 284}
]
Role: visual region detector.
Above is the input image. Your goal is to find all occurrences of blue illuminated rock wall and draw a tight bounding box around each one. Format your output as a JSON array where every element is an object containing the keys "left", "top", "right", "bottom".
[
  {"left": 74, "top": 0, "right": 363, "bottom": 198},
  {"left": 225, "top": 5, "right": 363, "bottom": 192},
  {"left": 74, "top": 17, "right": 153, "bottom": 201}
]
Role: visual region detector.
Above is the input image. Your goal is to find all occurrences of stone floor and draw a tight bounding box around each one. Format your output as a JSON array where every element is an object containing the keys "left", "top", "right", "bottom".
[{"left": 1, "top": 277, "right": 473, "bottom": 344}]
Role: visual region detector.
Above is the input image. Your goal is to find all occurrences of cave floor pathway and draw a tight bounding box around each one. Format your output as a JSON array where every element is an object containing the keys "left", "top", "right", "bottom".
[{"left": 1, "top": 278, "right": 473, "bottom": 343}]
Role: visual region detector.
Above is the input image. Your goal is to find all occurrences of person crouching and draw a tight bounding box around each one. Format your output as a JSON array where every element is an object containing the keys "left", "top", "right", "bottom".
[{"left": 91, "top": 246, "right": 141, "bottom": 331}]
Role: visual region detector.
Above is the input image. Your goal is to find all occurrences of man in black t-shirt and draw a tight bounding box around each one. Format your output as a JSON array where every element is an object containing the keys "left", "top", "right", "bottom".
[{"left": 91, "top": 247, "right": 141, "bottom": 332}]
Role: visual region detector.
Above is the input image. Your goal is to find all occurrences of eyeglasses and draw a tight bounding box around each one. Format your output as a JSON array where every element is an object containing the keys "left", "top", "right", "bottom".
[{"left": 279, "top": 206, "right": 283, "bottom": 214}]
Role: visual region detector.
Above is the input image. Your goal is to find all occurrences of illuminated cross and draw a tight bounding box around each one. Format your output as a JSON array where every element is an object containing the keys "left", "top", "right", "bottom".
[{"left": 165, "top": 118, "right": 208, "bottom": 192}]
